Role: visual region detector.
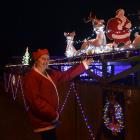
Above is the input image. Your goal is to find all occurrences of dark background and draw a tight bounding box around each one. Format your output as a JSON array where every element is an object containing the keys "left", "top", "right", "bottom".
[{"left": 0, "top": 0, "right": 140, "bottom": 65}]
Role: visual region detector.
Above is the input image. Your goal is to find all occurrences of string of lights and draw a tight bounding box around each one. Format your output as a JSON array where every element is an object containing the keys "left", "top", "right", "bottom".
[
  {"left": 20, "top": 77, "right": 29, "bottom": 111},
  {"left": 72, "top": 82, "right": 95, "bottom": 140},
  {"left": 58, "top": 83, "right": 73, "bottom": 114},
  {"left": 103, "top": 99, "right": 124, "bottom": 135},
  {"left": 58, "top": 82, "right": 95, "bottom": 139},
  {"left": 4, "top": 73, "right": 12, "bottom": 93},
  {"left": 10, "top": 75, "right": 20, "bottom": 100},
  {"left": 4, "top": 73, "right": 29, "bottom": 111}
]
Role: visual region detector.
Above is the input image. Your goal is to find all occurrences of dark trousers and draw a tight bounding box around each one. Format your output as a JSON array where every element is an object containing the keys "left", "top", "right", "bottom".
[{"left": 39, "top": 129, "right": 57, "bottom": 140}]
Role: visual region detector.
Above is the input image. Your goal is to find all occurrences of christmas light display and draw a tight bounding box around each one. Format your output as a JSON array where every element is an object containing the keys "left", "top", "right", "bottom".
[
  {"left": 64, "top": 26, "right": 140, "bottom": 57},
  {"left": 72, "top": 83, "right": 95, "bottom": 140},
  {"left": 58, "top": 82, "right": 95, "bottom": 140},
  {"left": 103, "top": 98, "right": 124, "bottom": 135},
  {"left": 59, "top": 83, "right": 73, "bottom": 114},
  {"left": 4, "top": 73, "right": 29, "bottom": 111},
  {"left": 74, "top": 26, "right": 140, "bottom": 45}
]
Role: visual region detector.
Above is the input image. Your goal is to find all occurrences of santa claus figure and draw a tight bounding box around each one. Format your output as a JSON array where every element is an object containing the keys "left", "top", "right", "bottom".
[{"left": 106, "top": 9, "right": 132, "bottom": 48}]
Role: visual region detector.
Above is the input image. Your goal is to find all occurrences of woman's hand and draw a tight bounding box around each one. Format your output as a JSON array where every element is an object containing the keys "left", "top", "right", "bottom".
[{"left": 82, "top": 58, "right": 93, "bottom": 69}]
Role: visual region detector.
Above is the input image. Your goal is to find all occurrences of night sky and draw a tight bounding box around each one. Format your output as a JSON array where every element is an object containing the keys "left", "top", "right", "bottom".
[{"left": 0, "top": 0, "right": 140, "bottom": 65}]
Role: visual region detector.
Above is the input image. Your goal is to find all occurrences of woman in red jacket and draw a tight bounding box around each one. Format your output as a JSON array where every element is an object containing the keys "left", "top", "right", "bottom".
[{"left": 23, "top": 49, "right": 92, "bottom": 140}]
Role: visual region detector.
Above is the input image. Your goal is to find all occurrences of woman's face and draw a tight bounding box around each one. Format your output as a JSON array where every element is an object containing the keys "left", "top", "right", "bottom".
[{"left": 35, "top": 54, "right": 50, "bottom": 71}]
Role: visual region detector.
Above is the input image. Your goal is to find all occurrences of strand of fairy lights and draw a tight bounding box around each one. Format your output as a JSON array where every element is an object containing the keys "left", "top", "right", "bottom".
[
  {"left": 58, "top": 82, "right": 95, "bottom": 139},
  {"left": 5, "top": 73, "right": 20, "bottom": 100},
  {"left": 4, "top": 73, "right": 29, "bottom": 111},
  {"left": 19, "top": 77, "right": 29, "bottom": 111},
  {"left": 11, "top": 75, "right": 19, "bottom": 100},
  {"left": 4, "top": 73, "right": 12, "bottom": 93},
  {"left": 58, "top": 83, "right": 73, "bottom": 114},
  {"left": 103, "top": 99, "right": 124, "bottom": 135},
  {"left": 72, "top": 82, "right": 95, "bottom": 140},
  {"left": 49, "top": 61, "right": 82, "bottom": 66}
]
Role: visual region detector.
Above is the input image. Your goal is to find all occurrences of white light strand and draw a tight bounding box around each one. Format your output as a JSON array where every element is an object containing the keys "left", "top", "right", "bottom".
[
  {"left": 4, "top": 73, "right": 29, "bottom": 111},
  {"left": 4, "top": 73, "right": 12, "bottom": 92},
  {"left": 10, "top": 75, "right": 20, "bottom": 100},
  {"left": 50, "top": 61, "right": 81, "bottom": 66},
  {"left": 19, "top": 77, "right": 29, "bottom": 111}
]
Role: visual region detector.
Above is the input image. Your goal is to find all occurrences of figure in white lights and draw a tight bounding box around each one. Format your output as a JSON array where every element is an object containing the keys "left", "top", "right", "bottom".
[
  {"left": 64, "top": 31, "right": 77, "bottom": 57},
  {"left": 82, "top": 13, "right": 107, "bottom": 54}
]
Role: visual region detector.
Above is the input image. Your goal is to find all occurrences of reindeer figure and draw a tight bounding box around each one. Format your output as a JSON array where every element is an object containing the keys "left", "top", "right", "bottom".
[
  {"left": 82, "top": 14, "right": 107, "bottom": 54},
  {"left": 64, "top": 31, "right": 77, "bottom": 57}
]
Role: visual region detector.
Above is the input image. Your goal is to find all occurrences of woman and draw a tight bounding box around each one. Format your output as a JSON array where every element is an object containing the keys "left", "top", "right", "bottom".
[{"left": 22, "top": 49, "right": 93, "bottom": 140}]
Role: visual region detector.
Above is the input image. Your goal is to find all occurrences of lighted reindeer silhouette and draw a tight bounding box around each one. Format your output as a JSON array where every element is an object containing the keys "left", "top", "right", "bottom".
[
  {"left": 81, "top": 13, "right": 107, "bottom": 54},
  {"left": 64, "top": 31, "right": 77, "bottom": 57},
  {"left": 64, "top": 14, "right": 108, "bottom": 57}
]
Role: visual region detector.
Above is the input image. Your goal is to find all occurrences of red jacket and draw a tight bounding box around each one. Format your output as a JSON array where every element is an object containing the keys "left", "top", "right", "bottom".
[{"left": 22, "top": 63, "right": 86, "bottom": 132}]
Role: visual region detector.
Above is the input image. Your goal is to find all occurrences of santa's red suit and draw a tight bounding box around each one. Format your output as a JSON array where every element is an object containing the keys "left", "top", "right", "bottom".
[
  {"left": 22, "top": 63, "right": 86, "bottom": 133},
  {"left": 106, "top": 17, "right": 131, "bottom": 47}
]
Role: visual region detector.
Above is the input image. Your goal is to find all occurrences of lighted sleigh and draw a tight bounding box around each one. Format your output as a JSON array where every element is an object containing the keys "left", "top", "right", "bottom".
[{"left": 64, "top": 16, "right": 140, "bottom": 59}]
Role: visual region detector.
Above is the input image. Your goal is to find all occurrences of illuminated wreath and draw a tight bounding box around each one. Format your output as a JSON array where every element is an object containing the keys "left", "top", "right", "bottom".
[{"left": 103, "top": 99, "right": 124, "bottom": 135}]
